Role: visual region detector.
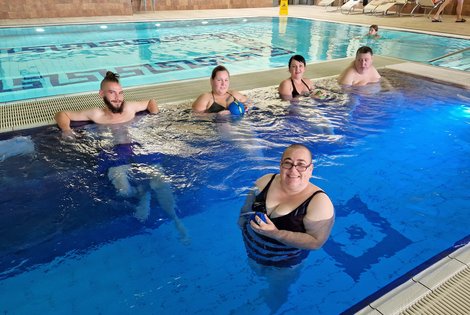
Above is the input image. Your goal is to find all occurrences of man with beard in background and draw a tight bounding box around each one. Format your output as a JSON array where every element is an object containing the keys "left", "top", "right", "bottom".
[
  {"left": 55, "top": 71, "right": 159, "bottom": 138},
  {"left": 54, "top": 72, "right": 188, "bottom": 242}
]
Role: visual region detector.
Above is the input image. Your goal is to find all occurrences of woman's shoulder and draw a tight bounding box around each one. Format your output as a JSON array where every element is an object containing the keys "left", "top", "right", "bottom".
[
  {"left": 278, "top": 78, "right": 292, "bottom": 87},
  {"left": 306, "top": 185, "right": 334, "bottom": 220},
  {"left": 303, "top": 77, "right": 313, "bottom": 85},
  {"left": 229, "top": 89, "right": 245, "bottom": 95},
  {"left": 229, "top": 90, "right": 248, "bottom": 102},
  {"left": 191, "top": 92, "right": 212, "bottom": 111},
  {"left": 196, "top": 91, "right": 213, "bottom": 99},
  {"left": 255, "top": 173, "right": 276, "bottom": 189},
  {"left": 278, "top": 78, "right": 293, "bottom": 96}
]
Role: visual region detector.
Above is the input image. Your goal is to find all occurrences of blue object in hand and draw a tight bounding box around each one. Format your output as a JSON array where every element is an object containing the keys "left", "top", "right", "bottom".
[
  {"left": 251, "top": 212, "right": 267, "bottom": 224},
  {"left": 228, "top": 100, "right": 245, "bottom": 115}
]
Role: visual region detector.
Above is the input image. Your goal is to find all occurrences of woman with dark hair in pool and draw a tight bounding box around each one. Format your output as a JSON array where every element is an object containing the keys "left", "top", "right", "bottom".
[
  {"left": 191, "top": 65, "right": 248, "bottom": 114},
  {"left": 278, "top": 55, "right": 325, "bottom": 101}
]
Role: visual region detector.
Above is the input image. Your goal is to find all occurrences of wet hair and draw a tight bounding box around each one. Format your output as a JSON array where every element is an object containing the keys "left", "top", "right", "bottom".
[
  {"left": 100, "top": 71, "right": 120, "bottom": 90},
  {"left": 288, "top": 55, "right": 306, "bottom": 68},
  {"left": 281, "top": 144, "right": 313, "bottom": 162},
  {"left": 211, "top": 65, "right": 229, "bottom": 79},
  {"left": 369, "top": 25, "right": 378, "bottom": 32},
  {"left": 356, "top": 46, "right": 373, "bottom": 56}
]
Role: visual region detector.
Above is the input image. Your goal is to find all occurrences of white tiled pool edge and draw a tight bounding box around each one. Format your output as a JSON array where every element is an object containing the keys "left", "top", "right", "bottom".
[{"left": 356, "top": 243, "right": 470, "bottom": 314}]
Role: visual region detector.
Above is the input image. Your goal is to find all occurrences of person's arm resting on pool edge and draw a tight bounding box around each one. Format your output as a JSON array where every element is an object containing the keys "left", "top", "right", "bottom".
[
  {"left": 128, "top": 98, "right": 159, "bottom": 114},
  {"left": 54, "top": 109, "right": 99, "bottom": 138},
  {"left": 252, "top": 192, "right": 335, "bottom": 250}
]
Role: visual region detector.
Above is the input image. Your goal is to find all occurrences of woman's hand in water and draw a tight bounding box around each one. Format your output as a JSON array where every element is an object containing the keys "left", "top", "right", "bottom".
[
  {"left": 250, "top": 214, "right": 279, "bottom": 238},
  {"left": 61, "top": 129, "right": 78, "bottom": 141},
  {"left": 310, "top": 89, "right": 327, "bottom": 100},
  {"left": 217, "top": 109, "right": 232, "bottom": 116}
]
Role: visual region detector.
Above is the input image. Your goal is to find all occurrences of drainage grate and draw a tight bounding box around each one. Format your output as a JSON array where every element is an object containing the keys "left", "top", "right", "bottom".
[
  {"left": 0, "top": 79, "right": 205, "bottom": 133},
  {"left": 0, "top": 85, "right": 168, "bottom": 133},
  {"left": 401, "top": 266, "right": 470, "bottom": 315},
  {"left": 0, "top": 94, "right": 105, "bottom": 132}
]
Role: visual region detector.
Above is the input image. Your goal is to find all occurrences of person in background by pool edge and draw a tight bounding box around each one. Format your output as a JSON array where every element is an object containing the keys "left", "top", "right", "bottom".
[
  {"left": 54, "top": 71, "right": 189, "bottom": 243},
  {"left": 366, "top": 24, "right": 381, "bottom": 38},
  {"left": 432, "top": 0, "right": 466, "bottom": 22},
  {"left": 191, "top": 65, "right": 249, "bottom": 114},
  {"left": 238, "top": 144, "right": 335, "bottom": 267},
  {"left": 337, "top": 46, "right": 381, "bottom": 86},
  {"left": 278, "top": 55, "right": 326, "bottom": 101}
]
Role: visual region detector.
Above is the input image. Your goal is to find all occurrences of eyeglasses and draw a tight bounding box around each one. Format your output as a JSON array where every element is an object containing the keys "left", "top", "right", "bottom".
[{"left": 280, "top": 161, "right": 312, "bottom": 172}]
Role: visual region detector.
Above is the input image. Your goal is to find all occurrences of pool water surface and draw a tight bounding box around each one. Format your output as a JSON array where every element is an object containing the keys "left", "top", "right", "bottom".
[
  {"left": 1, "top": 17, "right": 469, "bottom": 103},
  {"left": 0, "top": 70, "right": 469, "bottom": 314}
]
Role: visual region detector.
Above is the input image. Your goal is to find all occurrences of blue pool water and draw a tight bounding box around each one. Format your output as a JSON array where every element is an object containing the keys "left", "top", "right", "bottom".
[
  {"left": 0, "top": 70, "right": 469, "bottom": 314},
  {"left": 1, "top": 17, "right": 469, "bottom": 103}
]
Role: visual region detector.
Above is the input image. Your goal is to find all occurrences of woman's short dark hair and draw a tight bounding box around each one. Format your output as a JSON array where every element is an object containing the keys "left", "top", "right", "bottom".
[
  {"left": 211, "top": 65, "right": 229, "bottom": 79},
  {"left": 288, "top": 55, "right": 306, "bottom": 68}
]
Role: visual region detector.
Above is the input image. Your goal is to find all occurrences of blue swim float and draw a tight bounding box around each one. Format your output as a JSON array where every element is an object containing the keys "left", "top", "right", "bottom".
[
  {"left": 228, "top": 100, "right": 245, "bottom": 115},
  {"left": 251, "top": 212, "right": 267, "bottom": 224}
]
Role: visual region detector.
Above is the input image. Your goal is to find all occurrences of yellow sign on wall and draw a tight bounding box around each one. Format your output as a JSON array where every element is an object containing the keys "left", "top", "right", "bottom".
[{"left": 279, "top": 0, "right": 288, "bottom": 16}]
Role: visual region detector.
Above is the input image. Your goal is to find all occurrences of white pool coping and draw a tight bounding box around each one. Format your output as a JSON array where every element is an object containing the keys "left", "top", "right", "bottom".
[{"left": 357, "top": 243, "right": 470, "bottom": 314}]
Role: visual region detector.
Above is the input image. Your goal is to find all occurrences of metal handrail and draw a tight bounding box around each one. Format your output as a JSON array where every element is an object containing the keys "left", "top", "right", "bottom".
[{"left": 428, "top": 47, "right": 470, "bottom": 63}]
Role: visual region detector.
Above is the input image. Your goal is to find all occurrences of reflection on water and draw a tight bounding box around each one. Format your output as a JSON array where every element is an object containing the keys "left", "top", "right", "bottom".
[
  {"left": 0, "top": 72, "right": 404, "bottom": 279},
  {"left": 0, "top": 70, "right": 469, "bottom": 314}
]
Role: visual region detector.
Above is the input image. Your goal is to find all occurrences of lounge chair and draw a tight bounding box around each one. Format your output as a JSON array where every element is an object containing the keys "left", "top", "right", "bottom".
[
  {"left": 317, "top": 0, "right": 336, "bottom": 9},
  {"left": 341, "top": 0, "right": 362, "bottom": 14},
  {"left": 410, "top": 0, "right": 444, "bottom": 17},
  {"left": 373, "top": 0, "right": 408, "bottom": 15},
  {"left": 363, "top": 0, "right": 388, "bottom": 14}
]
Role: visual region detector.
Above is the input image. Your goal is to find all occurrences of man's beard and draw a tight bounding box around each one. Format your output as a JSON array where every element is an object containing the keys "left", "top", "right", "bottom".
[{"left": 103, "top": 96, "right": 124, "bottom": 114}]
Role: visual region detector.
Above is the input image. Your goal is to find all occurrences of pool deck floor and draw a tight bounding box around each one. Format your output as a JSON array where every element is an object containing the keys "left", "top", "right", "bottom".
[{"left": 1, "top": 5, "right": 470, "bottom": 314}]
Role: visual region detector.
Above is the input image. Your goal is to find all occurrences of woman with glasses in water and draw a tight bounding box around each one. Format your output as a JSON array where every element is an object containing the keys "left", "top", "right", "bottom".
[
  {"left": 236, "top": 144, "right": 334, "bottom": 313},
  {"left": 238, "top": 143, "right": 335, "bottom": 268}
]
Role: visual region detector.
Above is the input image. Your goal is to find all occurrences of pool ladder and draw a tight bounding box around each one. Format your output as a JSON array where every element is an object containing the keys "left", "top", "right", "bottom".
[{"left": 428, "top": 47, "right": 470, "bottom": 65}]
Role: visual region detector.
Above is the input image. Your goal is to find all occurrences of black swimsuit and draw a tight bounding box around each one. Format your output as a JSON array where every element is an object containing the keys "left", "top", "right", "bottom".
[
  {"left": 206, "top": 92, "right": 236, "bottom": 113},
  {"left": 291, "top": 79, "right": 310, "bottom": 98},
  {"left": 242, "top": 174, "right": 325, "bottom": 267}
]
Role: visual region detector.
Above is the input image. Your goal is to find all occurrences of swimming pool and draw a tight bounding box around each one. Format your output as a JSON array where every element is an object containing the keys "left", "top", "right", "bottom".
[
  {"left": 0, "top": 70, "right": 469, "bottom": 314},
  {"left": 1, "top": 17, "right": 469, "bottom": 103}
]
